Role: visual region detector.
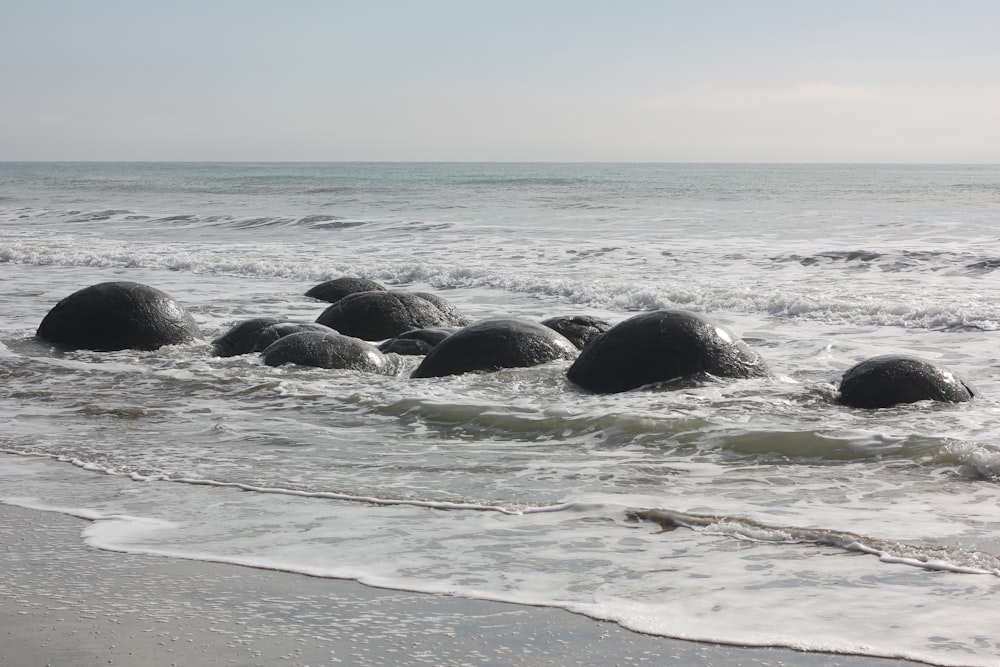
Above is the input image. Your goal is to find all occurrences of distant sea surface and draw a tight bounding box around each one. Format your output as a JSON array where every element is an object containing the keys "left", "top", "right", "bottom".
[{"left": 2, "top": 162, "right": 1000, "bottom": 665}]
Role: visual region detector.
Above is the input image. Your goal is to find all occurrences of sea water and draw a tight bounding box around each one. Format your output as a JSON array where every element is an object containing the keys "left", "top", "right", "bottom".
[{"left": 1, "top": 162, "right": 999, "bottom": 665}]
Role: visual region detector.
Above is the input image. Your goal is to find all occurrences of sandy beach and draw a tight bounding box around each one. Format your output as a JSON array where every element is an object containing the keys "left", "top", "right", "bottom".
[{"left": 0, "top": 504, "right": 933, "bottom": 667}]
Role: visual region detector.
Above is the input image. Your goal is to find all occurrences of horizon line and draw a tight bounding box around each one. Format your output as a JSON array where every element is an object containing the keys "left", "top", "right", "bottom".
[{"left": 2, "top": 160, "right": 999, "bottom": 166}]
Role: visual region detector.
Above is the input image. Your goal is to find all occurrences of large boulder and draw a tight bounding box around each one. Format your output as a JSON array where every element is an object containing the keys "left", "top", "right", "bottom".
[
  {"left": 36, "top": 281, "right": 202, "bottom": 352},
  {"left": 412, "top": 318, "right": 578, "bottom": 378},
  {"left": 378, "top": 327, "right": 457, "bottom": 356},
  {"left": 541, "top": 315, "right": 613, "bottom": 349},
  {"left": 837, "top": 355, "right": 975, "bottom": 408},
  {"left": 316, "top": 291, "right": 470, "bottom": 341},
  {"left": 260, "top": 331, "right": 390, "bottom": 373},
  {"left": 305, "top": 277, "right": 387, "bottom": 303},
  {"left": 566, "top": 310, "right": 768, "bottom": 393}
]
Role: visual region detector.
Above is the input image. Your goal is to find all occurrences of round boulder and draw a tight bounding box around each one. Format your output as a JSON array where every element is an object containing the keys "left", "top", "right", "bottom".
[
  {"left": 837, "top": 355, "right": 974, "bottom": 409},
  {"left": 305, "top": 277, "right": 387, "bottom": 303},
  {"left": 541, "top": 315, "right": 613, "bottom": 349},
  {"left": 36, "top": 281, "right": 202, "bottom": 352},
  {"left": 316, "top": 291, "right": 471, "bottom": 341},
  {"left": 212, "top": 317, "right": 282, "bottom": 357},
  {"left": 213, "top": 320, "right": 337, "bottom": 357},
  {"left": 378, "top": 327, "right": 457, "bottom": 356},
  {"left": 260, "top": 331, "right": 390, "bottom": 373},
  {"left": 566, "top": 310, "right": 768, "bottom": 393},
  {"left": 412, "top": 318, "right": 578, "bottom": 379},
  {"left": 252, "top": 322, "right": 337, "bottom": 353}
]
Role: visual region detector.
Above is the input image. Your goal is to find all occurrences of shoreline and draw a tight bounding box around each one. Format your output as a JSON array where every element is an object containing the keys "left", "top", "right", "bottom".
[{"left": 0, "top": 504, "right": 933, "bottom": 667}]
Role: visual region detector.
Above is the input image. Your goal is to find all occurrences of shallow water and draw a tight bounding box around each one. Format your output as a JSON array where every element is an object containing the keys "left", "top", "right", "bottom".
[{"left": 2, "top": 162, "right": 1000, "bottom": 665}]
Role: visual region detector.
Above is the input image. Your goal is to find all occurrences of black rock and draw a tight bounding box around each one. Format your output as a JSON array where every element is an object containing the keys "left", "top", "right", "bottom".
[
  {"left": 378, "top": 327, "right": 457, "bottom": 355},
  {"left": 566, "top": 310, "right": 768, "bottom": 394},
  {"left": 36, "top": 281, "right": 202, "bottom": 352},
  {"left": 212, "top": 317, "right": 283, "bottom": 357},
  {"left": 260, "top": 331, "right": 390, "bottom": 373},
  {"left": 541, "top": 315, "right": 613, "bottom": 349},
  {"left": 412, "top": 318, "right": 578, "bottom": 378},
  {"left": 838, "top": 355, "right": 974, "bottom": 408},
  {"left": 305, "top": 277, "right": 387, "bottom": 303},
  {"left": 252, "top": 322, "right": 337, "bottom": 353},
  {"left": 316, "top": 291, "right": 470, "bottom": 341},
  {"left": 213, "top": 320, "right": 337, "bottom": 357}
]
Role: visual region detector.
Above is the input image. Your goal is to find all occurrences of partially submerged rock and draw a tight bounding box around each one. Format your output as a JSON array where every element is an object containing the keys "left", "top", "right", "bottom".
[
  {"left": 566, "top": 310, "right": 768, "bottom": 393},
  {"left": 252, "top": 322, "right": 337, "bottom": 353},
  {"left": 212, "top": 317, "right": 283, "bottom": 357},
  {"left": 213, "top": 319, "right": 337, "bottom": 357},
  {"left": 541, "top": 315, "right": 612, "bottom": 349},
  {"left": 261, "top": 330, "right": 390, "bottom": 373},
  {"left": 36, "top": 281, "right": 202, "bottom": 352},
  {"left": 316, "top": 291, "right": 470, "bottom": 341},
  {"left": 837, "top": 355, "right": 974, "bottom": 408},
  {"left": 305, "top": 277, "right": 387, "bottom": 303},
  {"left": 412, "top": 318, "right": 578, "bottom": 378},
  {"left": 378, "top": 327, "right": 457, "bottom": 356}
]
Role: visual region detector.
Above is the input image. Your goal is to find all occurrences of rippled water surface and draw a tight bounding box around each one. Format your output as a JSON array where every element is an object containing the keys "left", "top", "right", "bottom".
[{"left": 2, "top": 162, "right": 1000, "bottom": 665}]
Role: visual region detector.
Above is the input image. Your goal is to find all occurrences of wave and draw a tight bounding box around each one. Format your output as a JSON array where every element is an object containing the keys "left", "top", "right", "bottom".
[
  {"left": 937, "top": 441, "right": 1000, "bottom": 480},
  {"left": 370, "top": 396, "right": 710, "bottom": 444},
  {"left": 628, "top": 507, "right": 1000, "bottom": 576},
  {"left": 0, "top": 207, "right": 370, "bottom": 231},
  {"left": 770, "top": 247, "right": 1000, "bottom": 277},
  {"left": 4, "top": 485, "right": 994, "bottom": 667},
  {"left": 216, "top": 215, "right": 368, "bottom": 230},
  {"left": 12, "top": 457, "right": 995, "bottom": 581},
  {"left": 4, "top": 203, "right": 1000, "bottom": 330},
  {"left": 773, "top": 249, "right": 885, "bottom": 265},
  {"left": 4, "top": 236, "right": 999, "bottom": 331},
  {"left": 0, "top": 445, "right": 574, "bottom": 514},
  {"left": 64, "top": 209, "right": 138, "bottom": 223},
  {"left": 3, "top": 492, "right": 989, "bottom": 667},
  {"left": 137, "top": 476, "right": 577, "bottom": 515}
]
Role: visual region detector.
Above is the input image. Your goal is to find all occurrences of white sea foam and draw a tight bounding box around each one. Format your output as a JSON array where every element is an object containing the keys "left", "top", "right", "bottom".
[
  {"left": 5, "top": 476, "right": 999, "bottom": 667},
  {"left": 941, "top": 441, "right": 1000, "bottom": 479},
  {"left": 628, "top": 508, "right": 1000, "bottom": 576},
  {"left": 4, "top": 163, "right": 1000, "bottom": 665},
  {"left": 3, "top": 236, "right": 998, "bottom": 331}
]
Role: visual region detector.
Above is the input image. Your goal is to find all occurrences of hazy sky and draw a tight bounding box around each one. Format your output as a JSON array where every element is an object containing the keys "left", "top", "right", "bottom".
[{"left": 3, "top": 1, "right": 999, "bottom": 162}]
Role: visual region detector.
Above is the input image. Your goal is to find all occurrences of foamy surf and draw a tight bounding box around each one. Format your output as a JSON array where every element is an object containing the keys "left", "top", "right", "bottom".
[{"left": 4, "top": 162, "right": 1000, "bottom": 666}]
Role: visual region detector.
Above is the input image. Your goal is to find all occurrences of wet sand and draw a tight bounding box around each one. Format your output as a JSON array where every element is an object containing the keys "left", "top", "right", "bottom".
[{"left": 1, "top": 504, "right": 930, "bottom": 667}]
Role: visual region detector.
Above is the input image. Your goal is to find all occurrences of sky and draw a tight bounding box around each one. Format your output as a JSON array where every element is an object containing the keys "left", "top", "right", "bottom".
[{"left": 2, "top": 0, "right": 999, "bottom": 162}]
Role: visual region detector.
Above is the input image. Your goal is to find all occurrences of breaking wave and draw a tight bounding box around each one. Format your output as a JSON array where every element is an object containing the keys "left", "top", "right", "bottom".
[{"left": 628, "top": 508, "right": 1000, "bottom": 575}]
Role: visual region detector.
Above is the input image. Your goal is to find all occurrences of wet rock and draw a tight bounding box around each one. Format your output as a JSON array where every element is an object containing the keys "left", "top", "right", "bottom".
[
  {"left": 305, "top": 277, "right": 387, "bottom": 303},
  {"left": 378, "top": 327, "right": 457, "bottom": 355},
  {"left": 316, "top": 291, "right": 470, "bottom": 341},
  {"left": 541, "top": 315, "right": 613, "bottom": 349},
  {"left": 260, "top": 330, "right": 390, "bottom": 373},
  {"left": 412, "top": 318, "right": 578, "bottom": 378},
  {"left": 252, "top": 322, "right": 338, "bottom": 353},
  {"left": 838, "top": 354, "right": 975, "bottom": 408},
  {"left": 566, "top": 310, "right": 768, "bottom": 393},
  {"left": 212, "top": 317, "right": 283, "bottom": 357},
  {"left": 36, "top": 281, "right": 202, "bottom": 352},
  {"left": 213, "top": 320, "right": 337, "bottom": 357}
]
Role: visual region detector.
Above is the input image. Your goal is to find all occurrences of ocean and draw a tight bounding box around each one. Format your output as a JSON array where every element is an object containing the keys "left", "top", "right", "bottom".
[{"left": 1, "top": 162, "right": 999, "bottom": 665}]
